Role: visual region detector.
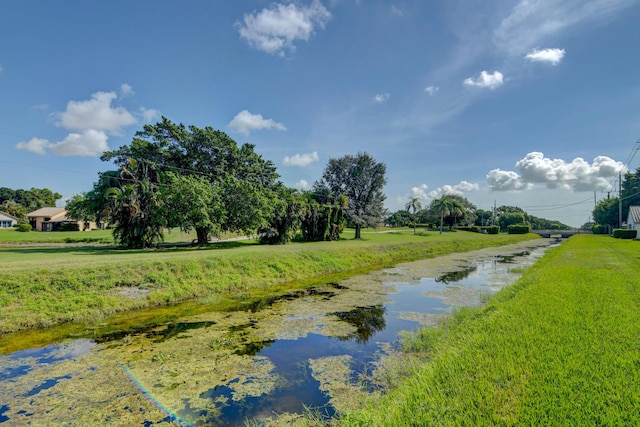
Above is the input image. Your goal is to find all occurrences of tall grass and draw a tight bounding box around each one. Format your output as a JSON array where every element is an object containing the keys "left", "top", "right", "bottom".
[
  {"left": 0, "top": 230, "right": 536, "bottom": 335},
  {"left": 339, "top": 235, "right": 640, "bottom": 426}
]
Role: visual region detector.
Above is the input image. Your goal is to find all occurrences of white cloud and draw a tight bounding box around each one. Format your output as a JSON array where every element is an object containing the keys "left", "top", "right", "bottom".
[
  {"left": 16, "top": 137, "right": 51, "bottom": 155},
  {"left": 428, "top": 181, "right": 480, "bottom": 198},
  {"left": 408, "top": 184, "right": 428, "bottom": 200},
  {"left": 463, "top": 71, "right": 504, "bottom": 89},
  {"left": 16, "top": 85, "right": 151, "bottom": 157},
  {"left": 54, "top": 91, "right": 137, "bottom": 136},
  {"left": 295, "top": 179, "right": 310, "bottom": 190},
  {"left": 487, "top": 152, "right": 626, "bottom": 192},
  {"left": 49, "top": 130, "right": 110, "bottom": 157},
  {"left": 16, "top": 130, "right": 109, "bottom": 157},
  {"left": 119, "top": 83, "right": 134, "bottom": 97},
  {"left": 525, "top": 48, "right": 566, "bottom": 65},
  {"left": 283, "top": 151, "right": 319, "bottom": 166},
  {"left": 140, "top": 107, "right": 160, "bottom": 123},
  {"left": 228, "top": 110, "right": 287, "bottom": 135},
  {"left": 425, "top": 86, "right": 439, "bottom": 96},
  {"left": 486, "top": 169, "right": 532, "bottom": 191},
  {"left": 391, "top": 5, "right": 403, "bottom": 16},
  {"left": 237, "top": 0, "right": 331, "bottom": 56},
  {"left": 374, "top": 93, "right": 390, "bottom": 103}
]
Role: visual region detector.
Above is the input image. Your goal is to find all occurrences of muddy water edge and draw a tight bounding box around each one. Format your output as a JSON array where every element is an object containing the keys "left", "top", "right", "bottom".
[{"left": 0, "top": 238, "right": 557, "bottom": 426}]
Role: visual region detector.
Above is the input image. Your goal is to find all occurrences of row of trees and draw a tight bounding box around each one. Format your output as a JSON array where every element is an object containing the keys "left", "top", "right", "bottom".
[
  {"left": 0, "top": 187, "right": 62, "bottom": 220},
  {"left": 67, "top": 118, "right": 388, "bottom": 248},
  {"left": 389, "top": 195, "right": 569, "bottom": 233},
  {"left": 592, "top": 167, "right": 640, "bottom": 229}
]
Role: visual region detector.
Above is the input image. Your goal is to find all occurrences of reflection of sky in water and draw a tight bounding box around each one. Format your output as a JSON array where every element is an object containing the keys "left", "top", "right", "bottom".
[
  {"left": 1, "top": 242, "right": 555, "bottom": 426},
  {"left": 7, "top": 338, "right": 95, "bottom": 363}
]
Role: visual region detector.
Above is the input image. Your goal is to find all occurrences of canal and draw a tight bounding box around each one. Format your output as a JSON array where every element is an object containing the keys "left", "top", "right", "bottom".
[{"left": 0, "top": 239, "right": 556, "bottom": 426}]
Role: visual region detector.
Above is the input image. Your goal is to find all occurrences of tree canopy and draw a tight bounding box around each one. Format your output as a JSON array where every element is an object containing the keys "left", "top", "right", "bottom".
[
  {"left": 314, "top": 152, "right": 387, "bottom": 239},
  {"left": 0, "top": 187, "right": 62, "bottom": 220},
  {"left": 73, "top": 117, "right": 281, "bottom": 247}
]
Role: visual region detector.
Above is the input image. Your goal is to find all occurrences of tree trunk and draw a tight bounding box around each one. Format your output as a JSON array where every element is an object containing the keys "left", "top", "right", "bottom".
[
  {"left": 439, "top": 213, "right": 444, "bottom": 235},
  {"left": 355, "top": 224, "right": 362, "bottom": 239},
  {"left": 196, "top": 227, "right": 209, "bottom": 245}
]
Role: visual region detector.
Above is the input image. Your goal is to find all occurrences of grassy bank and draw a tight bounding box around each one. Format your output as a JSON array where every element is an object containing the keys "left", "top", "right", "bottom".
[
  {"left": 339, "top": 234, "right": 640, "bottom": 426},
  {"left": 0, "top": 230, "right": 537, "bottom": 335}
]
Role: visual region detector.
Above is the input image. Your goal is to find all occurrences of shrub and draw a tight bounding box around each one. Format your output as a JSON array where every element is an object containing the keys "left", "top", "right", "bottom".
[
  {"left": 508, "top": 224, "right": 531, "bottom": 234},
  {"left": 16, "top": 223, "right": 32, "bottom": 232},
  {"left": 612, "top": 229, "right": 637, "bottom": 239},
  {"left": 60, "top": 223, "right": 80, "bottom": 232},
  {"left": 592, "top": 224, "right": 608, "bottom": 234},
  {"left": 485, "top": 226, "right": 500, "bottom": 234}
]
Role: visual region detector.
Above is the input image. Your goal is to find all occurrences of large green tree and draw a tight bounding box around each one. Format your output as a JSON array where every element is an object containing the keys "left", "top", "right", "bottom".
[
  {"left": 593, "top": 197, "right": 619, "bottom": 229},
  {"left": 314, "top": 152, "right": 387, "bottom": 239},
  {"left": 162, "top": 172, "right": 225, "bottom": 244},
  {"left": 498, "top": 212, "right": 527, "bottom": 232},
  {"left": 620, "top": 167, "right": 640, "bottom": 222},
  {"left": 101, "top": 117, "right": 280, "bottom": 245}
]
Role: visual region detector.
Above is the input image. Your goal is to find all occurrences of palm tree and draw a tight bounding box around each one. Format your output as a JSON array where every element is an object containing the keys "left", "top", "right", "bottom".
[
  {"left": 432, "top": 196, "right": 449, "bottom": 235},
  {"left": 404, "top": 196, "right": 422, "bottom": 235},
  {"left": 432, "top": 195, "right": 466, "bottom": 234}
]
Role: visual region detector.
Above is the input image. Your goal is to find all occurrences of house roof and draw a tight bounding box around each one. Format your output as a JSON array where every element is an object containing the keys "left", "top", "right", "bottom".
[
  {"left": 628, "top": 206, "right": 640, "bottom": 224},
  {"left": 0, "top": 211, "right": 19, "bottom": 221},
  {"left": 27, "top": 207, "right": 67, "bottom": 218}
]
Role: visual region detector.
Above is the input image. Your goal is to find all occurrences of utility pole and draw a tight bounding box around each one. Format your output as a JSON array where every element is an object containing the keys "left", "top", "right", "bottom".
[
  {"left": 492, "top": 200, "right": 496, "bottom": 226},
  {"left": 619, "top": 172, "right": 623, "bottom": 228}
]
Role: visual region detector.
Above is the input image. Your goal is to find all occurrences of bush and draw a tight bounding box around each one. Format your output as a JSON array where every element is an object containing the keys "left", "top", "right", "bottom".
[
  {"left": 508, "top": 224, "right": 531, "bottom": 234},
  {"left": 612, "top": 228, "right": 637, "bottom": 239},
  {"left": 485, "top": 226, "right": 500, "bottom": 234},
  {"left": 16, "top": 223, "right": 32, "bottom": 232},
  {"left": 458, "top": 226, "right": 480, "bottom": 233},
  {"left": 592, "top": 224, "right": 608, "bottom": 234},
  {"left": 60, "top": 223, "right": 80, "bottom": 232}
]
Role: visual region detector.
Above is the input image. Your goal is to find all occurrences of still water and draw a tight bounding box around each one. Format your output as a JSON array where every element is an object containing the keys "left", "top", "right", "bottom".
[{"left": 0, "top": 239, "right": 555, "bottom": 426}]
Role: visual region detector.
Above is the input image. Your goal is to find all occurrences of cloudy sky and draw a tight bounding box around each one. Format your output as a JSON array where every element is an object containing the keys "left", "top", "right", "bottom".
[{"left": 1, "top": 0, "right": 639, "bottom": 227}]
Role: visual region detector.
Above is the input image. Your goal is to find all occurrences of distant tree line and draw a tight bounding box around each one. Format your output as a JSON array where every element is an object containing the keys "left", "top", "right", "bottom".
[
  {"left": 386, "top": 195, "right": 570, "bottom": 233},
  {"left": 0, "top": 187, "right": 62, "bottom": 220},
  {"left": 66, "top": 117, "right": 387, "bottom": 248},
  {"left": 592, "top": 167, "right": 640, "bottom": 231}
]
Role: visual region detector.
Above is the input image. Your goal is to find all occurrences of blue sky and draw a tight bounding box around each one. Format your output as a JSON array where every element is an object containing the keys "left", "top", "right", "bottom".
[{"left": 1, "top": 0, "right": 639, "bottom": 227}]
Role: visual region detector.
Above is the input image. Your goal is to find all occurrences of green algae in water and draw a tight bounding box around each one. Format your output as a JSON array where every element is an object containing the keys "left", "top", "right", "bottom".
[{"left": 0, "top": 240, "right": 555, "bottom": 426}]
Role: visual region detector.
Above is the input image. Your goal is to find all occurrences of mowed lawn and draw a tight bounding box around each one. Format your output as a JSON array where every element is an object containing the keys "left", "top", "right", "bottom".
[{"left": 339, "top": 234, "right": 640, "bottom": 426}]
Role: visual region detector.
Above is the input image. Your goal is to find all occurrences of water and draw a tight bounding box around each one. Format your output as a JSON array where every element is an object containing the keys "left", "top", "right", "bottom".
[{"left": 0, "top": 240, "right": 555, "bottom": 426}]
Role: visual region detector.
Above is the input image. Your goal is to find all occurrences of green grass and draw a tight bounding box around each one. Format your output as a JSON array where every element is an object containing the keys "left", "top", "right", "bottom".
[
  {"left": 0, "top": 228, "right": 114, "bottom": 244},
  {"left": 0, "top": 229, "right": 537, "bottom": 336},
  {"left": 0, "top": 227, "right": 241, "bottom": 245},
  {"left": 339, "top": 234, "right": 640, "bottom": 426}
]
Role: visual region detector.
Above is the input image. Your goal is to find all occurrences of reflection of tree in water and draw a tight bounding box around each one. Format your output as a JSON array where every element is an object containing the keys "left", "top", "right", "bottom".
[
  {"left": 333, "top": 305, "right": 386, "bottom": 344},
  {"left": 94, "top": 321, "right": 216, "bottom": 343},
  {"left": 435, "top": 266, "right": 476, "bottom": 284},
  {"left": 494, "top": 251, "right": 530, "bottom": 264}
]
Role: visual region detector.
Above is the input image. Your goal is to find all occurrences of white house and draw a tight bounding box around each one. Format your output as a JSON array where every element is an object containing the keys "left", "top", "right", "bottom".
[
  {"left": 626, "top": 205, "right": 640, "bottom": 239},
  {"left": 0, "top": 211, "right": 19, "bottom": 228}
]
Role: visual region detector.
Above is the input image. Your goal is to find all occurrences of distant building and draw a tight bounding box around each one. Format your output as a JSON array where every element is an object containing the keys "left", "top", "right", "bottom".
[
  {"left": 27, "top": 207, "right": 99, "bottom": 231},
  {"left": 626, "top": 205, "right": 640, "bottom": 239},
  {"left": 0, "top": 211, "right": 19, "bottom": 228}
]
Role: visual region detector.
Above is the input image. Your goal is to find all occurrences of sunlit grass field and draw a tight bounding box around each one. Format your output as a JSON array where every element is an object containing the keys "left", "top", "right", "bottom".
[
  {"left": 339, "top": 234, "right": 640, "bottom": 425},
  {"left": 0, "top": 228, "right": 537, "bottom": 334}
]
